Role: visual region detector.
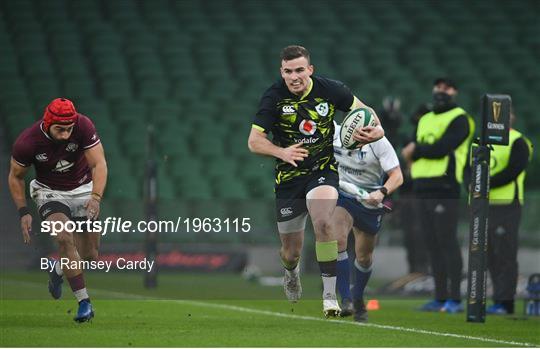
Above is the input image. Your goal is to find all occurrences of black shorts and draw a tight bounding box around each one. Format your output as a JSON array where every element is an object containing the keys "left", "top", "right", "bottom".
[
  {"left": 39, "top": 201, "right": 72, "bottom": 221},
  {"left": 337, "top": 193, "right": 384, "bottom": 235},
  {"left": 275, "top": 169, "right": 339, "bottom": 223}
]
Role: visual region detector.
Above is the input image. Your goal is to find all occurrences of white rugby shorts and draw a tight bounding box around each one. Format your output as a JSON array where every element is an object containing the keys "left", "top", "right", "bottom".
[{"left": 29, "top": 179, "right": 93, "bottom": 218}]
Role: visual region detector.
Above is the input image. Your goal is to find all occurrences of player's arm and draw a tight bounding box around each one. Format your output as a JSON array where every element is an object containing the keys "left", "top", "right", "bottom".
[
  {"left": 350, "top": 96, "right": 385, "bottom": 145},
  {"left": 364, "top": 166, "right": 404, "bottom": 207},
  {"left": 248, "top": 127, "right": 308, "bottom": 167},
  {"left": 84, "top": 143, "right": 107, "bottom": 219},
  {"left": 403, "top": 115, "right": 470, "bottom": 165},
  {"left": 490, "top": 138, "right": 530, "bottom": 188},
  {"left": 382, "top": 166, "right": 404, "bottom": 195},
  {"left": 248, "top": 89, "right": 308, "bottom": 167},
  {"left": 8, "top": 158, "right": 32, "bottom": 244},
  {"left": 412, "top": 115, "right": 470, "bottom": 160}
]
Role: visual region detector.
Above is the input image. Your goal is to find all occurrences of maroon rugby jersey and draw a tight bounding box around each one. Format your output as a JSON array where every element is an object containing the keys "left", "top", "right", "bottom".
[{"left": 12, "top": 114, "right": 100, "bottom": 191}]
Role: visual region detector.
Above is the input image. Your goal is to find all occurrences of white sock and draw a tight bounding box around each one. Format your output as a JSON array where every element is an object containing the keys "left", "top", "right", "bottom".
[
  {"left": 73, "top": 288, "right": 89, "bottom": 302},
  {"left": 354, "top": 259, "right": 373, "bottom": 273},
  {"left": 54, "top": 261, "right": 63, "bottom": 276},
  {"left": 337, "top": 251, "right": 348, "bottom": 261},
  {"left": 337, "top": 251, "right": 349, "bottom": 262},
  {"left": 322, "top": 276, "right": 337, "bottom": 299}
]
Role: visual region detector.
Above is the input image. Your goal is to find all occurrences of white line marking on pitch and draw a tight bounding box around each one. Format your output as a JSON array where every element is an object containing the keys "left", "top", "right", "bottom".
[
  {"left": 162, "top": 299, "right": 539, "bottom": 348},
  {"left": 3, "top": 279, "right": 538, "bottom": 347}
]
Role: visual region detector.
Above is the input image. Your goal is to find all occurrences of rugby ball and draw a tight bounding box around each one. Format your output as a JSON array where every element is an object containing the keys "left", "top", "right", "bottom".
[{"left": 339, "top": 108, "right": 377, "bottom": 149}]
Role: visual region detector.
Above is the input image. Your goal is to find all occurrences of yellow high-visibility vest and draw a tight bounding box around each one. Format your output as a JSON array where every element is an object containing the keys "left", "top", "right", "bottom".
[
  {"left": 411, "top": 107, "right": 475, "bottom": 183},
  {"left": 489, "top": 129, "right": 533, "bottom": 205}
]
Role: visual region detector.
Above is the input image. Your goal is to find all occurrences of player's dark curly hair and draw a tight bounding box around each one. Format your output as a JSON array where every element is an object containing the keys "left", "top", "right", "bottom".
[{"left": 280, "top": 45, "right": 310, "bottom": 63}]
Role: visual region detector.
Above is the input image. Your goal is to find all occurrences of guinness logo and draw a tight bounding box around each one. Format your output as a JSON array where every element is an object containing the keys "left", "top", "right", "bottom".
[{"left": 492, "top": 101, "right": 501, "bottom": 122}]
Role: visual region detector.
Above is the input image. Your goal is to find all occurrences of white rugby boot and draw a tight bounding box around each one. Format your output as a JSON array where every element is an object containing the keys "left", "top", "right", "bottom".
[
  {"left": 323, "top": 292, "right": 341, "bottom": 318},
  {"left": 283, "top": 264, "right": 302, "bottom": 302}
]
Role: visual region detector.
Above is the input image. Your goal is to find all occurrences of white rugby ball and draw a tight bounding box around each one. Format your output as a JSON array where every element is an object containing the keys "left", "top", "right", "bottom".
[{"left": 339, "top": 108, "right": 377, "bottom": 149}]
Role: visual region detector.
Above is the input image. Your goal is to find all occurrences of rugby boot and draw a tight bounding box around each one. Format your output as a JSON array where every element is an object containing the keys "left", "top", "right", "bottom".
[
  {"left": 486, "top": 303, "right": 509, "bottom": 315},
  {"left": 283, "top": 265, "right": 302, "bottom": 302},
  {"left": 340, "top": 298, "right": 354, "bottom": 317},
  {"left": 353, "top": 299, "right": 368, "bottom": 322},
  {"left": 74, "top": 299, "right": 94, "bottom": 323},
  {"left": 47, "top": 259, "right": 63, "bottom": 299},
  {"left": 419, "top": 300, "right": 445, "bottom": 312},
  {"left": 440, "top": 300, "right": 463, "bottom": 314},
  {"left": 323, "top": 293, "right": 341, "bottom": 318}
]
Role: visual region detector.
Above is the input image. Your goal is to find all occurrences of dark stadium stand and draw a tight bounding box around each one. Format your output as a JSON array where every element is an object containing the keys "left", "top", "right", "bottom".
[{"left": 1, "top": 0, "right": 538, "bottom": 243}]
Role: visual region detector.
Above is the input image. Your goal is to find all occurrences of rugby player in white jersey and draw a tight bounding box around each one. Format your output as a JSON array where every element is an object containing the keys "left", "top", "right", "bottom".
[{"left": 332, "top": 121, "right": 403, "bottom": 322}]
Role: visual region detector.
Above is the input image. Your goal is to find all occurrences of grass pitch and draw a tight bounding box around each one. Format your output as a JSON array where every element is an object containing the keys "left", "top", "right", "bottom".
[{"left": 1, "top": 272, "right": 539, "bottom": 347}]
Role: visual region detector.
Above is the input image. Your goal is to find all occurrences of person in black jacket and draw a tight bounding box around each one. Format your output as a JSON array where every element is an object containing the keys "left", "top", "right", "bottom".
[
  {"left": 485, "top": 112, "right": 533, "bottom": 315},
  {"left": 402, "top": 78, "right": 475, "bottom": 314},
  {"left": 398, "top": 104, "right": 431, "bottom": 275}
]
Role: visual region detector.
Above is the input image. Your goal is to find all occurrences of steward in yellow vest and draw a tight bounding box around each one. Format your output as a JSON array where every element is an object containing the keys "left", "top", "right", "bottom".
[
  {"left": 486, "top": 124, "right": 533, "bottom": 315},
  {"left": 410, "top": 106, "right": 475, "bottom": 191},
  {"left": 489, "top": 129, "right": 533, "bottom": 206},
  {"left": 402, "top": 78, "right": 475, "bottom": 313}
]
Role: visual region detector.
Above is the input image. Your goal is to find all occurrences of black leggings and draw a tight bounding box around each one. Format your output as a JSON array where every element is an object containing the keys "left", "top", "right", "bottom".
[
  {"left": 417, "top": 195, "right": 462, "bottom": 301},
  {"left": 487, "top": 203, "right": 521, "bottom": 306}
]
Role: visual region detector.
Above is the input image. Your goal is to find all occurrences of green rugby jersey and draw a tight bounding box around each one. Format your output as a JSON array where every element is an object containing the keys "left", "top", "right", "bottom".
[{"left": 253, "top": 75, "right": 354, "bottom": 185}]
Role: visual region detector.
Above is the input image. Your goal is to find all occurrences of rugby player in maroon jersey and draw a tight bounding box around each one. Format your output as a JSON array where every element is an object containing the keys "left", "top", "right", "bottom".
[{"left": 8, "top": 98, "right": 107, "bottom": 322}]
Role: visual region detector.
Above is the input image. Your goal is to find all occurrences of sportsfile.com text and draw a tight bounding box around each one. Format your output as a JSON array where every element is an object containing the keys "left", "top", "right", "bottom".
[{"left": 40, "top": 217, "right": 252, "bottom": 236}]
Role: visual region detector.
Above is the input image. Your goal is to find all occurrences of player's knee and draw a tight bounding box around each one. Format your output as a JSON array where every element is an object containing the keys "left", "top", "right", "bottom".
[
  {"left": 55, "top": 230, "right": 75, "bottom": 246},
  {"left": 56, "top": 231, "right": 75, "bottom": 251},
  {"left": 281, "top": 248, "right": 301, "bottom": 263},
  {"left": 334, "top": 223, "right": 349, "bottom": 248},
  {"left": 356, "top": 253, "right": 373, "bottom": 268}
]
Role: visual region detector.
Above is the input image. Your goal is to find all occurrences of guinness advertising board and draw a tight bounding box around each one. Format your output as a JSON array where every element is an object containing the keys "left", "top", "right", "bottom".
[{"left": 481, "top": 94, "right": 511, "bottom": 145}]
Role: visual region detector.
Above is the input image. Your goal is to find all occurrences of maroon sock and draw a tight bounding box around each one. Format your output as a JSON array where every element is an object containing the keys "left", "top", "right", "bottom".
[{"left": 67, "top": 273, "right": 85, "bottom": 292}]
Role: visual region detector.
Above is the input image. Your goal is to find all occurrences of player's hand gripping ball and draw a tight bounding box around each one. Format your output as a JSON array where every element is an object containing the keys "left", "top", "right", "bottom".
[{"left": 340, "top": 108, "right": 377, "bottom": 149}]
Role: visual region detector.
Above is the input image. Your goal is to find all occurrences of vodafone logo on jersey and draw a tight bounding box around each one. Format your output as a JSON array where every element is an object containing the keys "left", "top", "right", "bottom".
[{"left": 299, "top": 120, "right": 317, "bottom": 136}]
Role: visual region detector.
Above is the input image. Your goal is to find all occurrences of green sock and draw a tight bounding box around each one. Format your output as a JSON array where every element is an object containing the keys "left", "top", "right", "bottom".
[
  {"left": 315, "top": 241, "right": 338, "bottom": 262},
  {"left": 280, "top": 253, "right": 299, "bottom": 271},
  {"left": 316, "top": 241, "right": 338, "bottom": 296}
]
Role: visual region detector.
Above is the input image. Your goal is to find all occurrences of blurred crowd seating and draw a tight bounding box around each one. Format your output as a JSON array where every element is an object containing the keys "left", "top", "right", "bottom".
[{"left": 1, "top": 0, "right": 538, "bottom": 242}]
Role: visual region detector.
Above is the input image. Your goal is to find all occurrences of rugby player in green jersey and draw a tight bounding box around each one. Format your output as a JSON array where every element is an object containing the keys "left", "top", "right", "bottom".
[{"left": 248, "top": 45, "right": 384, "bottom": 317}]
